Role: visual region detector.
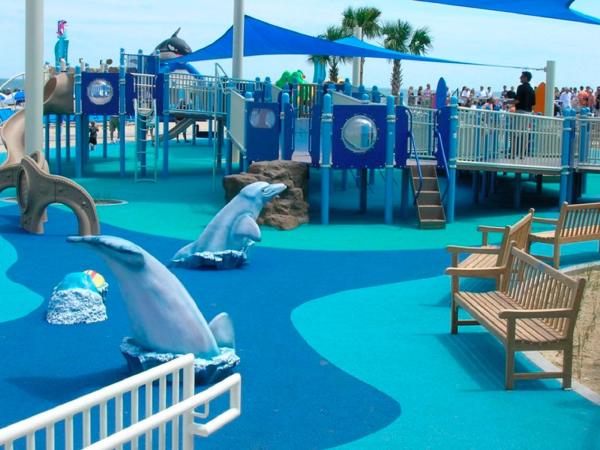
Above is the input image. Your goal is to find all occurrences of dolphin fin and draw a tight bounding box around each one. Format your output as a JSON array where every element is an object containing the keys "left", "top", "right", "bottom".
[
  {"left": 67, "top": 235, "right": 145, "bottom": 268},
  {"left": 172, "top": 27, "right": 181, "bottom": 38},
  {"left": 233, "top": 215, "right": 261, "bottom": 242},
  {"left": 209, "top": 313, "right": 235, "bottom": 348}
]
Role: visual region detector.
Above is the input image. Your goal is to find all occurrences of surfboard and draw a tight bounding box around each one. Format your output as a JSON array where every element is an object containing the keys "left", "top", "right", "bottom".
[
  {"left": 435, "top": 77, "right": 447, "bottom": 109},
  {"left": 534, "top": 82, "right": 545, "bottom": 114}
]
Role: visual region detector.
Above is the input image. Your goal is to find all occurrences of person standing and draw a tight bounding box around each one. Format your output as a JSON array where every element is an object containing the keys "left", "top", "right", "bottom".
[
  {"left": 559, "top": 87, "right": 572, "bottom": 115},
  {"left": 514, "top": 71, "right": 535, "bottom": 113},
  {"left": 89, "top": 121, "right": 98, "bottom": 151}
]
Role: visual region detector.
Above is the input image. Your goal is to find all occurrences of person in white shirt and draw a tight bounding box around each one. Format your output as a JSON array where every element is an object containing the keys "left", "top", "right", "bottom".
[
  {"left": 559, "top": 87, "right": 572, "bottom": 113},
  {"left": 486, "top": 86, "right": 492, "bottom": 98},
  {"left": 477, "top": 86, "right": 486, "bottom": 99}
]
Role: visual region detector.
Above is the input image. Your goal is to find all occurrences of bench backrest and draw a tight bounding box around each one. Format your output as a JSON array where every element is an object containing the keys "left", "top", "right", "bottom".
[
  {"left": 557, "top": 201, "right": 600, "bottom": 241},
  {"left": 501, "top": 246, "right": 586, "bottom": 339},
  {"left": 498, "top": 209, "right": 535, "bottom": 267}
]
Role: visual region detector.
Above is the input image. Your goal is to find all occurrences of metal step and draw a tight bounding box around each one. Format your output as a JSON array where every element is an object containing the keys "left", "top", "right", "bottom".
[{"left": 409, "top": 164, "right": 446, "bottom": 228}]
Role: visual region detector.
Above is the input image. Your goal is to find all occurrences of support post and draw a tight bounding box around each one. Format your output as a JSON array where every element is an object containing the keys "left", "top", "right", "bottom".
[
  {"left": 384, "top": 96, "right": 395, "bottom": 224},
  {"left": 119, "top": 48, "right": 126, "bottom": 177},
  {"left": 162, "top": 72, "right": 171, "bottom": 178},
  {"left": 544, "top": 60, "right": 556, "bottom": 117},
  {"left": 400, "top": 168, "right": 409, "bottom": 219},
  {"left": 280, "top": 92, "right": 290, "bottom": 160},
  {"left": 102, "top": 114, "right": 108, "bottom": 158},
  {"left": 225, "top": 81, "right": 234, "bottom": 175},
  {"left": 232, "top": 0, "right": 244, "bottom": 79},
  {"left": 55, "top": 115, "right": 62, "bottom": 174},
  {"left": 44, "top": 116, "right": 50, "bottom": 163},
  {"left": 242, "top": 91, "right": 253, "bottom": 171},
  {"left": 579, "top": 108, "right": 591, "bottom": 197},
  {"left": 352, "top": 26, "right": 362, "bottom": 87},
  {"left": 25, "top": 0, "right": 44, "bottom": 156},
  {"left": 559, "top": 109, "right": 574, "bottom": 205},
  {"left": 446, "top": 96, "right": 458, "bottom": 223},
  {"left": 321, "top": 94, "right": 332, "bottom": 225},
  {"left": 514, "top": 172, "right": 522, "bottom": 209},
  {"left": 65, "top": 114, "right": 71, "bottom": 161},
  {"left": 74, "top": 65, "right": 83, "bottom": 178}
]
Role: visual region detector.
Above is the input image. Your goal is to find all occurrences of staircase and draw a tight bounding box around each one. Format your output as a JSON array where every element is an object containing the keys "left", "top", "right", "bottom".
[{"left": 410, "top": 163, "right": 446, "bottom": 229}]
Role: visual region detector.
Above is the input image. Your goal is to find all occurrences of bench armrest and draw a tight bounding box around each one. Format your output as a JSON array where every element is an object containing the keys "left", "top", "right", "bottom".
[
  {"left": 477, "top": 225, "right": 505, "bottom": 245},
  {"left": 445, "top": 265, "right": 506, "bottom": 278},
  {"left": 498, "top": 308, "right": 573, "bottom": 319},
  {"left": 446, "top": 245, "right": 499, "bottom": 255},
  {"left": 532, "top": 217, "right": 558, "bottom": 225}
]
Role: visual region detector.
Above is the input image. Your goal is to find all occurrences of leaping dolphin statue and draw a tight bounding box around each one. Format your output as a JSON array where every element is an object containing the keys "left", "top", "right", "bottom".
[
  {"left": 68, "top": 235, "right": 234, "bottom": 357},
  {"left": 171, "top": 181, "right": 287, "bottom": 268}
]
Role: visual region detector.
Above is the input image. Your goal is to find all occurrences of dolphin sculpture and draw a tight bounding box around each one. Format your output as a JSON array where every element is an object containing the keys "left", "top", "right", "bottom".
[
  {"left": 68, "top": 235, "right": 235, "bottom": 357},
  {"left": 171, "top": 181, "right": 287, "bottom": 269}
]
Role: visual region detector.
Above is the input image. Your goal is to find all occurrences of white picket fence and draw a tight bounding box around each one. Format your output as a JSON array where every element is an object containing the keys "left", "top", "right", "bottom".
[{"left": 0, "top": 354, "right": 241, "bottom": 450}]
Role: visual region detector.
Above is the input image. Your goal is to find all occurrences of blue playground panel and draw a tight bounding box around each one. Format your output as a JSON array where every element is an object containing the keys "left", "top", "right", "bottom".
[
  {"left": 246, "top": 102, "right": 280, "bottom": 163},
  {"left": 332, "top": 105, "right": 387, "bottom": 169}
]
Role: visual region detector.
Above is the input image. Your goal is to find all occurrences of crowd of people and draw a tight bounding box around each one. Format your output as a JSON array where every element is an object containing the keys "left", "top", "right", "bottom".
[{"left": 406, "top": 72, "right": 600, "bottom": 116}]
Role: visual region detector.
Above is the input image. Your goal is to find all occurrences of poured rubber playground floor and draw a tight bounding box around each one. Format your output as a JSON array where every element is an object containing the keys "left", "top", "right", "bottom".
[{"left": 1, "top": 142, "right": 600, "bottom": 449}]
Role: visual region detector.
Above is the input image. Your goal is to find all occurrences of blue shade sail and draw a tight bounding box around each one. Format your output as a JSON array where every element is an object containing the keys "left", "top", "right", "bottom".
[
  {"left": 174, "top": 16, "right": 502, "bottom": 66},
  {"left": 415, "top": 0, "right": 600, "bottom": 25}
]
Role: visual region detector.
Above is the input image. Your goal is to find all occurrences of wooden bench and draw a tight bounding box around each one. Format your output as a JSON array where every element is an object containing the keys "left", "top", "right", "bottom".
[
  {"left": 528, "top": 202, "right": 600, "bottom": 268},
  {"left": 446, "top": 209, "right": 534, "bottom": 293},
  {"left": 447, "top": 244, "right": 586, "bottom": 389}
]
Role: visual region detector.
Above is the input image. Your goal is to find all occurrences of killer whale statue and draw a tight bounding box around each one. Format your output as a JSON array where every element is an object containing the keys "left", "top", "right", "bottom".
[
  {"left": 68, "top": 235, "right": 239, "bottom": 382},
  {"left": 171, "top": 181, "right": 287, "bottom": 269},
  {"left": 155, "top": 28, "right": 192, "bottom": 60}
]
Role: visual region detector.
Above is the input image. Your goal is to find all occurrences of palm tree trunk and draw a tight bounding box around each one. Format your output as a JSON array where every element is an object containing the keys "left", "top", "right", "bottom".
[
  {"left": 391, "top": 60, "right": 401, "bottom": 99},
  {"left": 359, "top": 57, "right": 365, "bottom": 86},
  {"left": 329, "top": 61, "right": 339, "bottom": 83}
]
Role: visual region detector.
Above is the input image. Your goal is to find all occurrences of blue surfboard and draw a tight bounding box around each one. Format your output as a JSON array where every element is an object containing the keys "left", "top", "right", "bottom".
[{"left": 435, "top": 77, "right": 447, "bottom": 109}]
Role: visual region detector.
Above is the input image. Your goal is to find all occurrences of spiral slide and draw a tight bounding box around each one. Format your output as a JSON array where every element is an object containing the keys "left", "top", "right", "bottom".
[{"left": 0, "top": 72, "right": 74, "bottom": 162}]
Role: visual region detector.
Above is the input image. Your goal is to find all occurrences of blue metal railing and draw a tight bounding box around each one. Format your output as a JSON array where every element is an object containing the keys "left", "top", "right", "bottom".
[{"left": 435, "top": 110, "right": 450, "bottom": 202}]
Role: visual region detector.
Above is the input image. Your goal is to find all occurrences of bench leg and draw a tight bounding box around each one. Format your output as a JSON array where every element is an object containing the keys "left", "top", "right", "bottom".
[
  {"left": 451, "top": 295, "right": 459, "bottom": 334},
  {"left": 563, "top": 346, "right": 573, "bottom": 389},
  {"left": 553, "top": 244, "right": 561, "bottom": 269},
  {"left": 505, "top": 348, "right": 515, "bottom": 390}
]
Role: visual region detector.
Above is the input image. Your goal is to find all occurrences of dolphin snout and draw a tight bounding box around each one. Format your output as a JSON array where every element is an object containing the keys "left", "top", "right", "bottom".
[{"left": 263, "top": 183, "right": 287, "bottom": 199}]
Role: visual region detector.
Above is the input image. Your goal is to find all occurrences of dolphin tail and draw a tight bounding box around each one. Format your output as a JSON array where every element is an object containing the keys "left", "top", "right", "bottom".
[
  {"left": 209, "top": 313, "right": 235, "bottom": 349},
  {"left": 68, "top": 235, "right": 146, "bottom": 268}
]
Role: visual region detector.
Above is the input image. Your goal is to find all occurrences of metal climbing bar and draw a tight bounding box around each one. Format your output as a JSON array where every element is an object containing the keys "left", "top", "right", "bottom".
[
  {"left": 132, "top": 73, "right": 158, "bottom": 182},
  {"left": 457, "top": 108, "right": 563, "bottom": 171}
]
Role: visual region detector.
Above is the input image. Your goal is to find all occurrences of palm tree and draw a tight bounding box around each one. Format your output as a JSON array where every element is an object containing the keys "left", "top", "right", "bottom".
[
  {"left": 309, "top": 26, "right": 351, "bottom": 83},
  {"left": 341, "top": 6, "right": 382, "bottom": 85},
  {"left": 381, "top": 20, "right": 433, "bottom": 100}
]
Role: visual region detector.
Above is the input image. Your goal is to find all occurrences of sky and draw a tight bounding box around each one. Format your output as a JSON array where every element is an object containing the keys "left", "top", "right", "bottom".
[{"left": 2, "top": 0, "right": 600, "bottom": 92}]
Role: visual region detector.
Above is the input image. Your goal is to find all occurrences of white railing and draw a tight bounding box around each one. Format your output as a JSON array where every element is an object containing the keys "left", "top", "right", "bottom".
[
  {"left": 0, "top": 354, "right": 242, "bottom": 450},
  {"left": 167, "top": 73, "right": 224, "bottom": 117},
  {"left": 407, "top": 106, "right": 436, "bottom": 157},
  {"left": 457, "top": 108, "right": 563, "bottom": 169},
  {"left": 576, "top": 116, "right": 600, "bottom": 167},
  {"left": 132, "top": 73, "right": 156, "bottom": 116}
]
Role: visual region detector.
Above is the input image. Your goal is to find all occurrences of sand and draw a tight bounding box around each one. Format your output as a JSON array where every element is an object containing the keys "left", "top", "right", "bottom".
[{"left": 542, "top": 267, "right": 600, "bottom": 394}]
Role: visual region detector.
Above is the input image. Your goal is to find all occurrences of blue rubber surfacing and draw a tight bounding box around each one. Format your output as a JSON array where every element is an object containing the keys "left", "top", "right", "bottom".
[{"left": 0, "top": 203, "right": 599, "bottom": 449}]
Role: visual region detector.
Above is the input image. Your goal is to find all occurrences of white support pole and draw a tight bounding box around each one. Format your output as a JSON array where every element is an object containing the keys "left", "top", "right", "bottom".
[
  {"left": 352, "top": 26, "right": 362, "bottom": 87},
  {"left": 232, "top": 0, "right": 244, "bottom": 79},
  {"left": 25, "top": 0, "right": 44, "bottom": 155},
  {"left": 545, "top": 60, "right": 556, "bottom": 117}
]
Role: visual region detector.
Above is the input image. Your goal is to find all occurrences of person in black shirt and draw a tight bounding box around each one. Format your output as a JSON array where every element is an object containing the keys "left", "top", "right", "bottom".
[{"left": 514, "top": 71, "right": 536, "bottom": 112}]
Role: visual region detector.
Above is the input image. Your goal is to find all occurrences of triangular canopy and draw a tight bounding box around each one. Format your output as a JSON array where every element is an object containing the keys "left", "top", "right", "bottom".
[
  {"left": 174, "top": 16, "right": 487, "bottom": 66},
  {"left": 415, "top": 0, "right": 600, "bottom": 25}
]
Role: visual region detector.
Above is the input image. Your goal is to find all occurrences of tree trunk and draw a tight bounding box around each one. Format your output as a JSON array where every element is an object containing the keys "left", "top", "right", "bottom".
[
  {"left": 391, "top": 60, "right": 402, "bottom": 100},
  {"left": 329, "top": 61, "right": 339, "bottom": 83},
  {"left": 359, "top": 57, "right": 365, "bottom": 86}
]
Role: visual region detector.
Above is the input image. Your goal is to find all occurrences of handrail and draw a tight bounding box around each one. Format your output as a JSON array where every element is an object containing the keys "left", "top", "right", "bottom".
[
  {"left": 435, "top": 109, "right": 450, "bottom": 202},
  {"left": 85, "top": 373, "right": 242, "bottom": 450},
  {"left": 0, "top": 73, "right": 25, "bottom": 92},
  {"left": 0, "top": 354, "right": 195, "bottom": 445},
  {"left": 405, "top": 108, "right": 423, "bottom": 202}
]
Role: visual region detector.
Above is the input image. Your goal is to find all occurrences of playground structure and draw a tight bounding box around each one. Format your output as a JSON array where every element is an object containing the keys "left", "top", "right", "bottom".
[{"left": 32, "top": 52, "right": 600, "bottom": 228}]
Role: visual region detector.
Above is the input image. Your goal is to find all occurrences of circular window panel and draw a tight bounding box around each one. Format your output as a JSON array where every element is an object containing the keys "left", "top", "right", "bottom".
[{"left": 341, "top": 115, "right": 378, "bottom": 154}]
